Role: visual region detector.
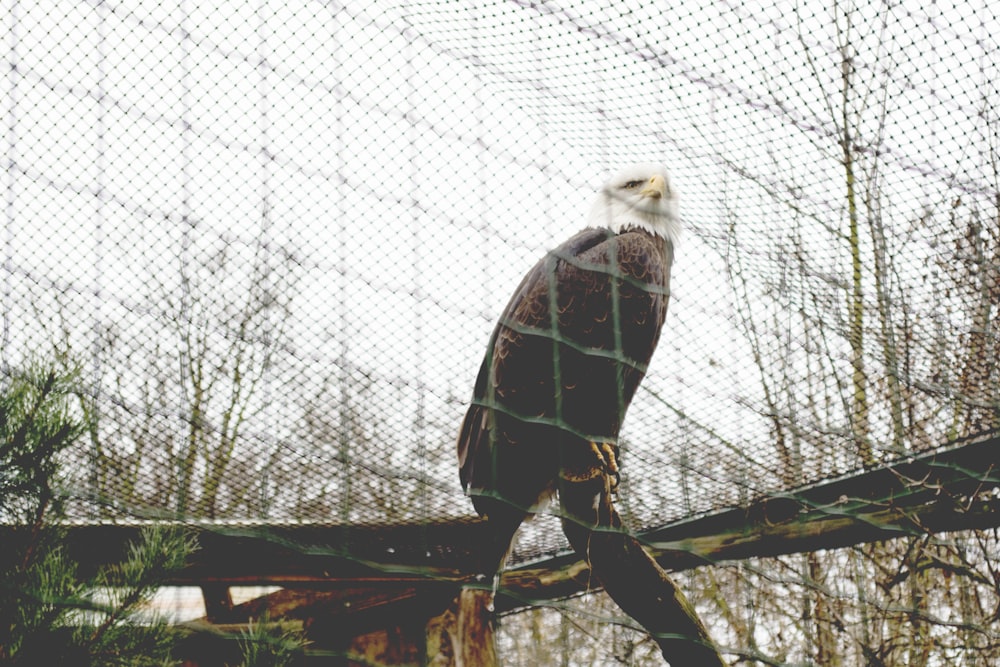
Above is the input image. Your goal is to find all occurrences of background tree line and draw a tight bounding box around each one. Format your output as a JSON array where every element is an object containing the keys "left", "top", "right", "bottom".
[{"left": 3, "top": 0, "right": 999, "bottom": 665}]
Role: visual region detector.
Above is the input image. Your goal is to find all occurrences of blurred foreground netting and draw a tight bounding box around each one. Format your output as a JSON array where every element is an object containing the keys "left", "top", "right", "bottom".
[{"left": 3, "top": 1, "right": 999, "bottom": 664}]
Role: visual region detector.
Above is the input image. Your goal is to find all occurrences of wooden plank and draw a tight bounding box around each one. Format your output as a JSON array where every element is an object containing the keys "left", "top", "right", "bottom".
[
  {"left": 497, "top": 435, "right": 1000, "bottom": 607},
  {"left": 49, "top": 519, "right": 485, "bottom": 584},
  {"left": 643, "top": 433, "right": 1000, "bottom": 567},
  {"left": 2, "top": 435, "right": 995, "bottom": 612}
]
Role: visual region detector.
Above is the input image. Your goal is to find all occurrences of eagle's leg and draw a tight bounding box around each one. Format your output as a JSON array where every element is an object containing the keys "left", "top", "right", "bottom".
[
  {"left": 471, "top": 494, "right": 528, "bottom": 608},
  {"left": 563, "top": 441, "right": 621, "bottom": 491},
  {"left": 558, "top": 458, "right": 725, "bottom": 667},
  {"left": 593, "top": 441, "right": 621, "bottom": 491}
]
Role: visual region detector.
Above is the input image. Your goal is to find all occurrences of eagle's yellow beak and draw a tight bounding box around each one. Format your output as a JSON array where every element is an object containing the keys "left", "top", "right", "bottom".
[{"left": 639, "top": 174, "right": 667, "bottom": 199}]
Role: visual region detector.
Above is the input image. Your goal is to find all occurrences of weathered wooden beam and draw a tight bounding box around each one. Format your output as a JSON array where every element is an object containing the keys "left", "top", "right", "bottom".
[
  {"left": 2, "top": 435, "right": 995, "bottom": 614},
  {"left": 651, "top": 496, "right": 1000, "bottom": 568},
  {"left": 494, "top": 435, "right": 1000, "bottom": 608},
  {"left": 47, "top": 519, "right": 482, "bottom": 585},
  {"left": 170, "top": 491, "right": 1000, "bottom": 623},
  {"left": 490, "top": 496, "right": 1000, "bottom": 612},
  {"left": 643, "top": 433, "right": 1000, "bottom": 568},
  {"left": 456, "top": 588, "right": 498, "bottom": 667}
]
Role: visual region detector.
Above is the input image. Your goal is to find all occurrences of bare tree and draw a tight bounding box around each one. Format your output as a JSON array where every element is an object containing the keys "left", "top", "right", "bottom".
[{"left": 45, "top": 213, "right": 303, "bottom": 520}]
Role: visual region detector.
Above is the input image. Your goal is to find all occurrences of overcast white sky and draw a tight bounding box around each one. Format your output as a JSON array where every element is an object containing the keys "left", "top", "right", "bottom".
[{"left": 4, "top": 0, "right": 999, "bottom": 533}]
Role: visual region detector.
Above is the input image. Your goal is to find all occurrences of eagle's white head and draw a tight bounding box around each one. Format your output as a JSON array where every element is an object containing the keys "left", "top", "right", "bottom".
[{"left": 586, "top": 163, "right": 679, "bottom": 244}]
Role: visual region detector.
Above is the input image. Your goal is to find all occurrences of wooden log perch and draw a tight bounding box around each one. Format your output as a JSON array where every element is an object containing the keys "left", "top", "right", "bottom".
[
  {"left": 11, "top": 437, "right": 992, "bottom": 665},
  {"left": 556, "top": 471, "right": 726, "bottom": 666},
  {"left": 456, "top": 587, "right": 498, "bottom": 667}
]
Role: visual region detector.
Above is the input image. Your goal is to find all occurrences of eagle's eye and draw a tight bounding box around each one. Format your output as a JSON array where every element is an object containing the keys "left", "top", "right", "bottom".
[{"left": 623, "top": 180, "right": 644, "bottom": 189}]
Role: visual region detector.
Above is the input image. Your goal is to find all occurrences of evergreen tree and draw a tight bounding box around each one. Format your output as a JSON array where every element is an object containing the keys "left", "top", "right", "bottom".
[{"left": 0, "top": 364, "right": 195, "bottom": 665}]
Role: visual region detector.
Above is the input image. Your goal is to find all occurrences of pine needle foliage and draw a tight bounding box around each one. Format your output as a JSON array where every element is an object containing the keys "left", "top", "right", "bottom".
[
  {"left": 0, "top": 363, "right": 196, "bottom": 666},
  {"left": 234, "top": 614, "right": 307, "bottom": 667},
  {"left": 0, "top": 365, "right": 81, "bottom": 523}
]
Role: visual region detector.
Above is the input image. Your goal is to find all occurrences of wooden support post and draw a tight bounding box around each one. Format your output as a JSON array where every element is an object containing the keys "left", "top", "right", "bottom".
[
  {"left": 344, "top": 623, "right": 423, "bottom": 667},
  {"left": 200, "top": 583, "right": 234, "bottom": 623},
  {"left": 455, "top": 587, "right": 498, "bottom": 667},
  {"left": 425, "top": 597, "right": 457, "bottom": 667}
]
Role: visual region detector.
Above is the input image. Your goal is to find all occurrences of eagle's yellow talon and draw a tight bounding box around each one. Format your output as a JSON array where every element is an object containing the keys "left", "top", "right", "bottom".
[
  {"left": 598, "top": 442, "right": 619, "bottom": 474},
  {"left": 588, "top": 441, "right": 621, "bottom": 492},
  {"left": 590, "top": 442, "right": 621, "bottom": 493},
  {"left": 589, "top": 441, "right": 619, "bottom": 473}
]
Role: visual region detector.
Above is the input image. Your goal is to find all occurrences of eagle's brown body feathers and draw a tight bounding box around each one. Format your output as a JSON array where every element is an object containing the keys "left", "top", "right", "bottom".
[
  {"left": 455, "top": 165, "right": 724, "bottom": 665},
  {"left": 457, "top": 225, "right": 673, "bottom": 518}
]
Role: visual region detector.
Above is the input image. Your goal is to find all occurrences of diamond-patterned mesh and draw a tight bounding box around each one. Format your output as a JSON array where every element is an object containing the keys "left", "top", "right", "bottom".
[{"left": 4, "top": 0, "right": 998, "bottom": 569}]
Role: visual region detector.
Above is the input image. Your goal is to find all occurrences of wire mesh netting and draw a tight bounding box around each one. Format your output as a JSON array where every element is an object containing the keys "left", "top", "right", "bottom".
[{"left": 3, "top": 0, "right": 1000, "bottom": 664}]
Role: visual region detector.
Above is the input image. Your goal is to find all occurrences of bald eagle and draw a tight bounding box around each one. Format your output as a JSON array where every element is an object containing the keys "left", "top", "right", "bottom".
[{"left": 458, "top": 162, "right": 678, "bottom": 564}]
